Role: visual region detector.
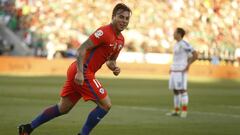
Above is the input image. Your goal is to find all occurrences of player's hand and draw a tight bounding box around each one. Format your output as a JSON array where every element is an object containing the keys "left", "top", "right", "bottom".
[
  {"left": 183, "top": 65, "right": 190, "bottom": 72},
  {"left": 113, "top": 67, "right": 120, "bottom": 76},
  {"left": 74, "top": 71, "right": 84, "bottom": 85}
]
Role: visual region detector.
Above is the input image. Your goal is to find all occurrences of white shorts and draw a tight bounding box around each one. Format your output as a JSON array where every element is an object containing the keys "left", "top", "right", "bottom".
[{"left": 169, "top": 71, "right": 188, "bottom": 90}]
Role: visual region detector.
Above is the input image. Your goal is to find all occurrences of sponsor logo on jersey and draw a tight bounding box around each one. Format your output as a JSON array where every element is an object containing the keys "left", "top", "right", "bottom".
[{"left": 118, "top": 44, "right": 123, "bottom": 50}]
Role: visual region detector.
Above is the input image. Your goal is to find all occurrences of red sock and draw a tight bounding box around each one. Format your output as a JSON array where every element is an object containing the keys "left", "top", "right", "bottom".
[
  {"left": 182, "top": 106, "right": 187, "bottom": 111},
  {"left": 175, "top": 107, "right": 179, "bottom": 112}
]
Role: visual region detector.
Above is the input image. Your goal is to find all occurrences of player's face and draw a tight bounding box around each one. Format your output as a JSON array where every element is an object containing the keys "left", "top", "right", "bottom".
[
  {"left": 173, "top": 31, "right": 179, "bottom": 40},
  {"left": 112, "top": 10, "right": 130, "bottom": 32}
]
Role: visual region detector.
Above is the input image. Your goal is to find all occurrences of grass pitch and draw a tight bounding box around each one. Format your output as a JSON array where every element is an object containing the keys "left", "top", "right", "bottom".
[{"left": 0, "top": 76, "right": 240, "bottom": 135}]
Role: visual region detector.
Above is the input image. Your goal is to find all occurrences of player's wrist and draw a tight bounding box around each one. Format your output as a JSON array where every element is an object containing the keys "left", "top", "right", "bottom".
[
  {"left": 77, "top": 69, "right": 84, "bottom": 73},
  {"left": 108, "top": 64, "right": 117, "bottom": 71},
  {"left": 112, "top": 66, "right": 118, "bottom": 71},
  {"left": 108, "top": 64, "right": 116, "bottom": 71}
]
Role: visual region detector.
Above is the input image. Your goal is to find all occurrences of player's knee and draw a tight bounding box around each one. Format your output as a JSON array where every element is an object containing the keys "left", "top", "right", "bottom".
[
  {"left": 105, "top": 103, "right": 112, "bottom": 111},
  {"left": 58, "top": 104, "right": 73, "bottom": 114},
  {"left": 100, "top": 103, "right": 112, "bottom": 111},
  {"left": 173, "top": 90, "right": 180, "bottom": 95},
  {"left": 58, "top": 97, "right": 75, "bottom": 114},
  {"left": 59, "top": 107, "right": 71, "bottom": 114}
]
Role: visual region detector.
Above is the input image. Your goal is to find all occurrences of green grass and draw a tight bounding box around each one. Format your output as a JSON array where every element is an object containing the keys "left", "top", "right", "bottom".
[{"left": 0, "top": 76, "right": 240, "bottom": 135}]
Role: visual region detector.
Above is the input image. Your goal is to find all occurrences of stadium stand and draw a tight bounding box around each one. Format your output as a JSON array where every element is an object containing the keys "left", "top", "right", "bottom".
[{"left": 0, "top": 0, "right": 239, "bottom": 65}]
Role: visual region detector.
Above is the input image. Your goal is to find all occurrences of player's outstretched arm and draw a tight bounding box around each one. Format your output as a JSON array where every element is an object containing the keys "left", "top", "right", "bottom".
[{"left": 75, "top": 39, "right": 95, "bottom": 85}]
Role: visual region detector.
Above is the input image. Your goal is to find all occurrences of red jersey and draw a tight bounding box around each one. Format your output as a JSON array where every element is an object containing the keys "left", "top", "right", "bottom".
[
  {"left": 60, "top": 24, "right": 125, "bottom": 102},
  {"left": 83, "top": 24, "right": 125, "bottom": 77}
]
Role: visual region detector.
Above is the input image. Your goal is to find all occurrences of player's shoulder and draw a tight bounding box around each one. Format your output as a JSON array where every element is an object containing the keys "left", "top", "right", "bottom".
[
  {"left": 97, "top": 24, "right": 112, "bottom": 33},
  {"left": 179, "top": 40, "right": 191, "bottom": 47},
  {"left": 92, "top": 24, "right": 111, "bottom": 39},
  {"left": 95, "top": 24, "right": 124, "bottom": 41}
]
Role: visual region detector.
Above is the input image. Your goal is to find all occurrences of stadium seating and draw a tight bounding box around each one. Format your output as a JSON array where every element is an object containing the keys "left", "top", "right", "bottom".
[{"left": 0, "top": 0, "right": 239, "bottom": 65}]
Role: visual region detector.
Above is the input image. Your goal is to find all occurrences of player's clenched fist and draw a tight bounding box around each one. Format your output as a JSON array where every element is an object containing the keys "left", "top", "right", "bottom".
[
  {"left": 113, "top": 67, "right": 120, "bottom": 76},
  {"left": 74, "top": 72, "right": 84, "bottom": 85}
]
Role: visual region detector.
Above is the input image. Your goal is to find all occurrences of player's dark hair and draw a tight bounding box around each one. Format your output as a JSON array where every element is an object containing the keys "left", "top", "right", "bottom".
[
  {"left": 112, "top": 3, "right": 132, "bottom": 19},
  {"left": 176, "top": 27, "right": 185, "bottom": 38}
]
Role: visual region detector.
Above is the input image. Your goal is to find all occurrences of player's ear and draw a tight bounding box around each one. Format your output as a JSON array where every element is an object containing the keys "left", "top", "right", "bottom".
[
  {"left": 112, "top": 15, "right": 117, "bottom": 22},
  {"left": 111, "top": 17, "right": 117, "bottom": 26}
]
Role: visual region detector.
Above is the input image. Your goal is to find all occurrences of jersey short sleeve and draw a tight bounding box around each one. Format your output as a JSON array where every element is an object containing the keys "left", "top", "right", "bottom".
[
  {"left": 89, "top": 27, "right": 107, "bottom": 46},
  {"left": 181, "top": 41, "right": 194, "bottom": 53}
]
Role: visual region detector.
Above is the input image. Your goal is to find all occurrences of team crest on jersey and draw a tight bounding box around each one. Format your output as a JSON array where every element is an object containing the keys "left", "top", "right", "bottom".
[
  {"left": 118, "top": 44, "right": 123, "bottom": 51},
  {"left": 94, "top": 30, "right": 103, "bottom": 38},
  {"left": 113, "top": 43, "right": 117, "bottom": 50}
]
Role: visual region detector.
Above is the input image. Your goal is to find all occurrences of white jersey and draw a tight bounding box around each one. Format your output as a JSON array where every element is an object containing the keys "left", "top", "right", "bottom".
[{"left": 171, "top": 40, "right": 195, "bottom": 71}]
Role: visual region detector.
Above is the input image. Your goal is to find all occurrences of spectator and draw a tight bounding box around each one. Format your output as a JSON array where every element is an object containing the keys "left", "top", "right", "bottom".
[{"left": 0, "top": 0, "right": 239, "bottom": 64}]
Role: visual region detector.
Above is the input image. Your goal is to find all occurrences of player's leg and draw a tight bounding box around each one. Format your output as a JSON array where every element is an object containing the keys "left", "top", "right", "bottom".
[
  {"left": 166, "top": 90, "right": 181, "bottom": 116},
  {"left": 18, "top": 96, "right": 78, "bottom": 135},
  {"left": 79, "top": 78, "right": 110, "bottom": 135},
  {"left": 167, "top": 72, "right": 181, "bottom": 116},
  {"left": 18, "top": 61, "right": 80, "bottom": 135},
  {"left": 179, "top": 72, "right": 188, "bottom": 118},
  {"left": 31, "top": 96, "right": 76, "bottom": 128},
  {"left": 173, "top": 89, "right": 181, "bottom": 114},
  {"left": 80, "top": 96, "right": 111, "bottom": 135},
  {"left": 179, "top": 89, "right": 188, "bottom": 118}
]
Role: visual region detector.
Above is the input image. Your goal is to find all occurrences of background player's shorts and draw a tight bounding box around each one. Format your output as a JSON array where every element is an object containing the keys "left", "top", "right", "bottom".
[
  {"left": 169, "top": 71, "right": 187, "bottom": 90},
  {"left": 60, "top": 61, "right": 108, "bottom": 104}
]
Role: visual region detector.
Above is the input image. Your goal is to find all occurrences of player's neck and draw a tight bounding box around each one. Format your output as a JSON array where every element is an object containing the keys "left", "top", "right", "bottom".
[
  {"left": 176, "top": 38, "right": 182, "bottom": 42},
  {"left": 110, "top": 23, "right": 121, "bottom": 36}
]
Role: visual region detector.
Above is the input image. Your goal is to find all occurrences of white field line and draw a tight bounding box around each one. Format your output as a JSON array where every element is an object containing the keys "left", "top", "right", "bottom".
[
  {"left": 218, "top": 105, "right": 240, "bottom": 109},
  {"left": 115, "top": 105, "right": 240, "bottom": 118}
]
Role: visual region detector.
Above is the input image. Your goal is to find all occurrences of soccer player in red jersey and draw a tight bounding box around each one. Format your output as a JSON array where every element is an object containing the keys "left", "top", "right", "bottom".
[{"left": 18, "top": 3, "right": 131, "bottom": 135}]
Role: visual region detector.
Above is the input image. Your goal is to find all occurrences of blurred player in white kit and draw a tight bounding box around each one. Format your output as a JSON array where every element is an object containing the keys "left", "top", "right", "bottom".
[{"left": 167, "top": 27, "right": 198, "bottom": 118}]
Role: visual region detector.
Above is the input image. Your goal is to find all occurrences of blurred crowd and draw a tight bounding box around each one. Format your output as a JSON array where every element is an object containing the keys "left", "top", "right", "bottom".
[{"left": 0, "top": 0, "right": 240, "bottom": 65}]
